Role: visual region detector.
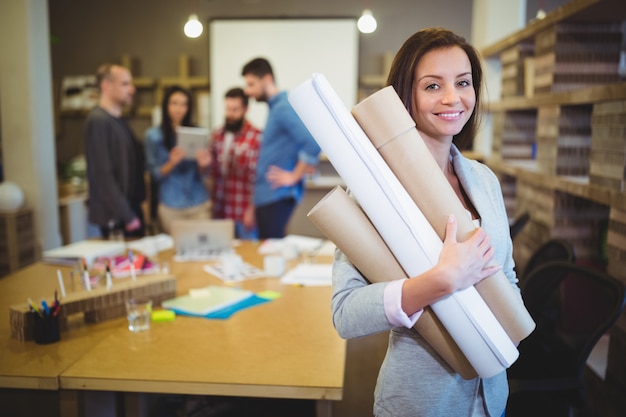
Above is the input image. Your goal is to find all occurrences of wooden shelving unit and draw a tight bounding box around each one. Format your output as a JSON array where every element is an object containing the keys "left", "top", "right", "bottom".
[
  {"left": 481, "top": 0, "right": 626, "bottom": 414},
  {"left": 487, "top": 159, "right": 626, "bottom": 211},
  {"left": 488, "top": 81, "right": 626, "bottom": 111},
  {"left": 56, "top": 54, "right": 209, "bottom": 121}
]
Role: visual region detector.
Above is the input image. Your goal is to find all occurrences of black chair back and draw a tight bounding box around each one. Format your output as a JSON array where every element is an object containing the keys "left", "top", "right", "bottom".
[
  {"left": 522, "top": 239, "right": 576, "bottom": 283},
  {"left": 507, "top": 261, "right": 626, "bottom": 416}
]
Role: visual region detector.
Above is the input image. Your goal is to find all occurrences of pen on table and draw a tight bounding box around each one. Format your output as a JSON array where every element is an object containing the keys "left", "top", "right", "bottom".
[
  {"left": 56, "top": 269, "right": 67, "bottom": 298},
  {"left": 52, "top": 291, "right": 61, "bottom": 317},
  {"left": 52, "top": 302, "right": 61, "bottom": 317},
  {"left": 82, "top": 258, "right": 92, "bottom": 292},
  {"left": 41, "top": 300, "right": 50, "bottom": 316},
  {"left": 70, "top": 265, "right": 77, "bottom": 292},
  {"left": 28, "top": 297, "right": 41, "bottom": 317},
  {"left": 128, "top": 251, "right": 137, "bottom": 282},
  {"left": 105, "top": 259, "right": 113, "bottom": 290}
]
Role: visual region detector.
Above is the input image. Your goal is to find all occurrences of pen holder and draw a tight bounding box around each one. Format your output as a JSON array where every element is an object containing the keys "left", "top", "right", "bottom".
[{"left": 33, "top": 313, "right": 61, "bottom": 344}]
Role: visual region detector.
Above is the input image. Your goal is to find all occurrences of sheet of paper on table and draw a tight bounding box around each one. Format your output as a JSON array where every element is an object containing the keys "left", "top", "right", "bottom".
[{"left": 280, "top": 263, "right": 333, "bottom": 286}]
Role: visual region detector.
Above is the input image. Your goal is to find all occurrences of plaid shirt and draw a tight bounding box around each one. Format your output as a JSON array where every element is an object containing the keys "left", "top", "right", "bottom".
[{"left": 210, "top": 120, "right": 262, "bottom": 222}]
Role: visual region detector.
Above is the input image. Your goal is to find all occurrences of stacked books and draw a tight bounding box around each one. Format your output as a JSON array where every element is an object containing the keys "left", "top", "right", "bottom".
[
  {"left": 536, "top": 104, "right": 591, "bottom": 176},
  {"left": 590, "top": 100, "right": 626, "bottom": 191},
  {"left": 514, "top": 180, "right": 609, "bottom": 267},
  {"left": 492, "top": 110, "right": 537, "bottom": 161},
  {"left": 500, "top": 41, "right": 534, "bottom": 98},
  {"left": 607, "top": 207, "right": 626, "bottom": 282},
  {"left": 533, "top": 22, "right": 622, "bottom": 94}
]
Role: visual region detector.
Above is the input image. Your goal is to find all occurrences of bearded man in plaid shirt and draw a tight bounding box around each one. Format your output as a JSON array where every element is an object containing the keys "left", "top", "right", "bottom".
[{"left": 210, "top": 87, "right": 262, "bottom": 239}]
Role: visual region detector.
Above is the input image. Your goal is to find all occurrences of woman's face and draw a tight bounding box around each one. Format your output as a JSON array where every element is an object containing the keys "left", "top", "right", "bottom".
[
  {"left": 412, "top": 46, "right": 475, "bottom": 144},
  {"left": 168, "top": 91, "right": 189, "bottom": 126}
]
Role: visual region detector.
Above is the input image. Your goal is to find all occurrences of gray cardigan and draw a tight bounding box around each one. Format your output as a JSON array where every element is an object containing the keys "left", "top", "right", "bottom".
[{"left": 331, "top": 145, "right": 519, "bottom": 417}]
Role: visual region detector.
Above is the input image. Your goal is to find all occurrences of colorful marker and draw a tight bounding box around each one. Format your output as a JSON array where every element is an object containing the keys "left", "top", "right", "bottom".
[
  {"left": 56, "top": 269, "right": 66, "bottom": 298},
  {"left": 105, "top": 259, "right": 113, "bottom": 290},
  {"left": 82, "top": 258, "right": 92, "bottom": 292},
  {"left": 128, "top": 251, "right": 137, "bottom": 282}
]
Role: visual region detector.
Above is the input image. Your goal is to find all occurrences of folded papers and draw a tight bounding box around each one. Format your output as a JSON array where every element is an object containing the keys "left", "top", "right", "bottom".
[
  {"left": 162, "top": 286, "right": 270, "bottom": 319},
  {"left": 289, "top": 73, "right": 533, "bottom": 378}
]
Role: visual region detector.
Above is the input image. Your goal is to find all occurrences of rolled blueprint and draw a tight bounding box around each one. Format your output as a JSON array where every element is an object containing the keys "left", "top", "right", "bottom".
[
  {"left": 289, "top": 73, "right": 518, "bottom": 378},
  {"left": 351, "top": 86, "right": 535, "bottom": 343},
  {"left": 308, "top": 185, "right": 477, "bottom": 379}
]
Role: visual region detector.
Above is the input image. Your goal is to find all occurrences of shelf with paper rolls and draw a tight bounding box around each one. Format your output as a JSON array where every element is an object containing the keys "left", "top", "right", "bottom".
[
  {"left": 480, "top": 0, "right": 626, "bottom": 272},
  {"left": 481, "top": 1, "right": 626, "bottom": 414}
]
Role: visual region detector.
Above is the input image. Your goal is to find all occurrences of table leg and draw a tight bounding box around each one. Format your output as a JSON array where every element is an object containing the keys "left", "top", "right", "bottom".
[
  {"left": 59, "top": 389, "right": 85, "bottom": 417},
  {"left": 316, "top": 399, "right": 333, "bottom": 417}
]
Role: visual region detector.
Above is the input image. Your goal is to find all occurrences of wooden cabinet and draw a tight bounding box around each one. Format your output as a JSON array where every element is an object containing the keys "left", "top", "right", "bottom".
[
  {"left": 481, "top": 0, "right": 626, "bottom": 414},
  {"left": 0, "top": 209, "right": 38, "bottom": 276}
]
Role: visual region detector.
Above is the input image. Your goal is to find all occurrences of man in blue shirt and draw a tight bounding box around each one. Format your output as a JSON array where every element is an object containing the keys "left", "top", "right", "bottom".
[{"left": 242, "top": 58, "right": 320, "bottom": 239}]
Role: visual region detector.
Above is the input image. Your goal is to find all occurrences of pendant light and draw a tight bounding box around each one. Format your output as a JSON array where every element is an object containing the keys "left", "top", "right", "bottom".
[
  {"left": 184, "top": 13, "right": 203, "bottom": 38},
  {"left": 357, "top": 9, "right": 377, "bottom": 34}
]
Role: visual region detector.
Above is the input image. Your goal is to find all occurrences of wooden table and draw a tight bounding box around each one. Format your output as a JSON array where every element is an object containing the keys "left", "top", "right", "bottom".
[
  {"left": 0, "top": 241, "right": 346, "bottom": 416},
  {"left": 0, "top": 262, "right": 121, "bottom": 390}
]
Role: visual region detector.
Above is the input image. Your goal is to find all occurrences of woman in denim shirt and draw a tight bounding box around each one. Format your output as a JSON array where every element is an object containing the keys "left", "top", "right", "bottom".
[{"left": 145, "top": 86, "right": 211, "bottom": 233}]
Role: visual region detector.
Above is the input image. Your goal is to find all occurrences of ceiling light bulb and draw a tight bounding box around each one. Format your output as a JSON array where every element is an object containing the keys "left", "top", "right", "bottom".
[
  {"left": 184, "top": 14, "right": 203, "bottom": 38},
  {"left": 357, "top": 9, "right": 377, "bottom": 34}
]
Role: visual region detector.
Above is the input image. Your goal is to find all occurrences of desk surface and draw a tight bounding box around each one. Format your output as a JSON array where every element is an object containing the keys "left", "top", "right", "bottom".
[
  {"left": 1, "top": 241, "right": 345, "bottom": 401},
  {"left": 0, "top": 262, "right": 122, "bottom": 390}
]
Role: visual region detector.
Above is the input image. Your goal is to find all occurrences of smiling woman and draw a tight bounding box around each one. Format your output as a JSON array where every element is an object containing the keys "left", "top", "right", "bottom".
[{"left": 329, "top": 27, "right": 518, "bottom": 417}]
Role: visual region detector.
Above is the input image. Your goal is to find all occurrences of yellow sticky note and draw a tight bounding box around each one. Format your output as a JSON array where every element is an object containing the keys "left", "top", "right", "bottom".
[
  {"left": 151, "top": 310, "right": 176, "bottom": 322},
  {"left": 257, "top": 290, "right": 281, "bottom": 300}
]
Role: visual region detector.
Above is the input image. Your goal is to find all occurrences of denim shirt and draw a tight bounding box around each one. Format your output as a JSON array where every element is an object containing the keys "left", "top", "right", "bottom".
[
  {"left": 254, "top": 91, "right": 320, "bottom": 207},
  {"left": 144, "top": 126, "right": 209, "bottom": 209}
]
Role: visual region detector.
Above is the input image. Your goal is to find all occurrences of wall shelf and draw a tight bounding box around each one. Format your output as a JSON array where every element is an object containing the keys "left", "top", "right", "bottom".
[
  {"left": 481, "top": 0, "right": 626, "bottom": 414},
  {"left": 487, "top": 159, "right": 626, "bottom": 210},
  {"left": 487, "top": 82, "right": 626, "bottom": 111},
  {"left": 480, "top": 0, "right": 626, "bottom": 58}
]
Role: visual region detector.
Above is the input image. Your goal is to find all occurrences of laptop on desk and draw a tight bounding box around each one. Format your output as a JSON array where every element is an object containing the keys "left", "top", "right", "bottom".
[{"left": 171, "top": 219, "right": 235, "bottom": 261}]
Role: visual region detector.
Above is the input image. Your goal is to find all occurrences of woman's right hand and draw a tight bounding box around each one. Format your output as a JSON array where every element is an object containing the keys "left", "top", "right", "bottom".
[
  {"left": 435, "top": 214, "right": 500, "bottom": 293},
  {"left": 401, "top": 215, "right": 502, "bottom": 316},
  {"left": 169, "top": 146, "right": 186, "bottom": 166}
]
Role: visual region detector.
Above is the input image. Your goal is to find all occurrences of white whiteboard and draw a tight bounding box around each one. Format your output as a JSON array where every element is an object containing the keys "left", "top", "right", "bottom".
[{"left": 209, "top": 18, "right": 358, "bottom": 130}]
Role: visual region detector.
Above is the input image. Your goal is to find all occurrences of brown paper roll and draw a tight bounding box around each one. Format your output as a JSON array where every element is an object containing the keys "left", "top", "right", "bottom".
[
  {"left": 308, "top": 186, "right": 477, "bottom": 379},
  {"left": 351, "top": 86, "right": 535, "bottom": 343}
]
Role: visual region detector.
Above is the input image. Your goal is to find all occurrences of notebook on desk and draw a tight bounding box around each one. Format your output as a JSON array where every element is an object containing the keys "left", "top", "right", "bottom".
[
  {"left": 42, "top": 240, "right": 127, "bottom": 266},
  {"left": 171, "top": 219, "right": 235, "bottom": 261}
]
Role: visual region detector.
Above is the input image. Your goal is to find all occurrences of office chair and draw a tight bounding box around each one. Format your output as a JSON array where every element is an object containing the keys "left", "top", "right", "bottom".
[
  {"left": 520, "top": 238, "right": 576, "bottom": 286},
  {"left": 506, "top": 261, "right": 626, "bottom": 417}
]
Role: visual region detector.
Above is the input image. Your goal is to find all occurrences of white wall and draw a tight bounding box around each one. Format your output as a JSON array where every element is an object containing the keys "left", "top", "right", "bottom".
[
  {"left": 0, "top": 0, "right": 61, "bottom": 251},
  {"left": 209, "top": 19, "right": 358, "bottom": 130},
  {"left": 471, "top": 0, "right": 527, "bottom": 159}
]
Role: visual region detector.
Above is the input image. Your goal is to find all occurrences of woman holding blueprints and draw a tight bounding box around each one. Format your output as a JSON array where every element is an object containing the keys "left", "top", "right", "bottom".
[
  {"left": 145, "top": 86, "right": 212, "bottom": 233},
  {"left": 329, "top": 29, "right": 519, "bottom": 417}
]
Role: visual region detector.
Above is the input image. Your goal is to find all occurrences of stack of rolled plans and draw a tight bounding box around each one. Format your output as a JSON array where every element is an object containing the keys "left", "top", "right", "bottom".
[{"left": 289, "top": 73, "right": 535, "bottom": 379}]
